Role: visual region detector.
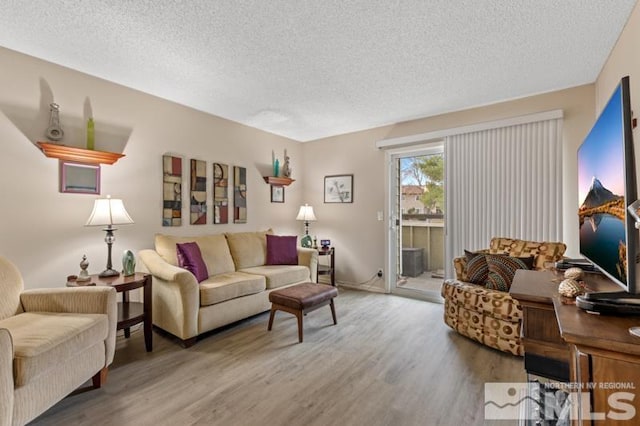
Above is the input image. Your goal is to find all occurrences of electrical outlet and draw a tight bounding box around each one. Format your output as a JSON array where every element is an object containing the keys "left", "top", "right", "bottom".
[{"left": 377, "top": 269, "right": 383, "bottom": 278}]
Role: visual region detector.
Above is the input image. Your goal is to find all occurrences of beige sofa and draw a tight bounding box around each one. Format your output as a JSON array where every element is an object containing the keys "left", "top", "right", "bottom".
[
  {"left": 0, "top": 256, "right": 117, "bottom": 426},
  {"left": 138, "top": 230, "right": 318, "bottom": 347}
]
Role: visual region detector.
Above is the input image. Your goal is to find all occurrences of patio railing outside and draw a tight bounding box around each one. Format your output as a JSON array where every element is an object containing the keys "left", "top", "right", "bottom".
[{"left": 401, "top": 217, "right": 444, "bottom": 275}]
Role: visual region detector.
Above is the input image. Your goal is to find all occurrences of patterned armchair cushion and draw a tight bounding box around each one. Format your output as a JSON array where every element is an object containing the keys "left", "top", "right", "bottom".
[
  {"left": 489, "top": 237, "right": 566, "bottom": 270},
  {"left": 484, "top": 254, "right": 535, "bottom": 291},
  {"left": 453, "top": 249, "right": 489, "bottom": 281},
  {"left": 441, "top": 279, "right": 523, "bottom": 356},
  {"left": 441, "top": 279, "right": 522, "bottom": 322},
  {"left": 464, "top": 250, "right": 490, "bottom": 285}
]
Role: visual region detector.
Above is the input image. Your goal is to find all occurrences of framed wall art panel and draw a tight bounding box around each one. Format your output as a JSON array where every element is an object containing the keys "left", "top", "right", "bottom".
[
  {"left": 162, "top": 155, "right": 182, "bottom": 226},
  {"left": 60, "top": 161, "right": 100, "bottom": 194},
  {"left": 324, "top": 174, "right": 353, "bottom": 203},
  {"left": 190, "top": 159, "right": 207, "bottom": 224},
  {"left": 213, "top": 162, "right": 229, "bottom": 224},
  {"left": 234, "top": 166, "right": 247, "bottom": 223},
  {"left": 271, "top": 185, "right": 284, "bottom": 203}
]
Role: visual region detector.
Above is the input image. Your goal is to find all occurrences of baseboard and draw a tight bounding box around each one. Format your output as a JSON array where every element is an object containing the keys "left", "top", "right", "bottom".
[{"left": 337, "top": 281, "right": 387, "bottom": 293}]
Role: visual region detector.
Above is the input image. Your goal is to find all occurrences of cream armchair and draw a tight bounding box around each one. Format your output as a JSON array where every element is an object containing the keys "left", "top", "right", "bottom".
[{"left": 0, "top": 256, "right": 117, "bottom": 426}]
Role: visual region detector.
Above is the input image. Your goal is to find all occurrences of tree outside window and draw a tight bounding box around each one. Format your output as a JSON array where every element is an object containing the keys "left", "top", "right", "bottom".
[{"left": 401, "top": 154, "right": 444, "bottom": 214}]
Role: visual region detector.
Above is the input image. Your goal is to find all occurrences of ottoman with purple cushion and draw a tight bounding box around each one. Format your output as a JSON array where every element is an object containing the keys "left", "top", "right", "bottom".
[{"left": 267, "top": 282, "right": 338, "bottom": 343}]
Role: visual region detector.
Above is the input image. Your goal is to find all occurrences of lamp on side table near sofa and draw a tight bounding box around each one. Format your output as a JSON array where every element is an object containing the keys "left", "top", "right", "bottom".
[
  {"left": 86, "top": 195, "right": 134, "bottom": 277},
  {"left": 296, "top": 203, "right": 317, "bottom": 248}
]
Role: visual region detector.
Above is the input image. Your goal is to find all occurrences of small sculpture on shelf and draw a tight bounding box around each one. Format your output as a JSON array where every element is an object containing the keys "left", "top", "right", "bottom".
[
  {"left": 122, "top": 250, "right": 136, "bottom": 276},
  {"left": 558, "top": 278, "right": 583, "bottom": 298},
  {"left": 281, "top": 149, "right": 291, "bottom": 178},
  {"left": 77, "top": 255, "right": 91, "bottom": 282},
  {"left": 558, "top": 268, "right": 585, "bottom": 298},
  {"left": 46, "top": 102, "right": 64, "bottom": 141},
  {"left": 564, "top": 267, "right": 584, "bottom": 281}
]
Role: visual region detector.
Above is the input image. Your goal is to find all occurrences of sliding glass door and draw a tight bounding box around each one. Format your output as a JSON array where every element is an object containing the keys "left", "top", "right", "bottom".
[{"left": 386, "top": 143, "right": 445, "bottom": 302}]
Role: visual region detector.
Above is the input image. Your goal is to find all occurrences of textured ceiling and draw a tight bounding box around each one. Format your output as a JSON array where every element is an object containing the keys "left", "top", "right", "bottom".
[{"left": 0, "top": 1, "right": 636, "bottom": 142}]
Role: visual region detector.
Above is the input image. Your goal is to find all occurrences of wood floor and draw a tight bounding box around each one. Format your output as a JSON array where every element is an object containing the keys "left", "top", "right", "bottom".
[
  {"left": 32, "top": 289, "right": 525, "bottom": 426},
  {"left": 397, "top": 270, "right": 445, "bottom": 293}
]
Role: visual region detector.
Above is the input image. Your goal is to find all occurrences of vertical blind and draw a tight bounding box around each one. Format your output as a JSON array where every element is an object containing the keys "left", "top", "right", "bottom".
[{"left": 444, "top": 118, "right": 563, "bottom": 278}]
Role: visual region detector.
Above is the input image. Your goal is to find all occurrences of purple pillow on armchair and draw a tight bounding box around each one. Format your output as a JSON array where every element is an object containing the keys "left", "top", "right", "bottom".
[
  {"left": 176, "top": 242, "right": 209, "bottom": 283},
  {"left": 266, "top": 235, "right": 298, "bottom": 265}
]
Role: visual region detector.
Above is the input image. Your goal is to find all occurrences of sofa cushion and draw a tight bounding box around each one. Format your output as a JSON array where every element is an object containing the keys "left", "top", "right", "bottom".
[
  {"left": 0, "top": 312, "right": 108, "bottom": 387},
  {"left": 155, "top": 233, "right": 236, "bottom": 275},
  {"left": 485, "top": 254, "right": 535, "bottom": 291},
  {"left": 177, "top": 242, "right": 209, "bottom": 282},
  {"left": 199, "top": 272, "right": 266, "bottom": 306},
  {"left": 225, "top": 230, "right": 272, "bottom": 269},
  {"left": 266, "top": 235, "right": 298, "bottom": 265},
  {"left": 239, "top": 265, "right": 310, "bottom": 289},
  {"left": 464, "top": 250, "right": 489, "bottom": 285},
  {"left": 489, "top": 238, "right": 566, "bottom": 270}
]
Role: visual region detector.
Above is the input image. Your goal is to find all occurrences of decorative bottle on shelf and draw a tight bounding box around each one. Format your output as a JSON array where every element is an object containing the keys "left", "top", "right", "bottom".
[
  {"left": 274, "top": 159, "right": 280, "bottom": 177},
  {"left": 86, "top": 118, "right": 95, "bottom": 150}
]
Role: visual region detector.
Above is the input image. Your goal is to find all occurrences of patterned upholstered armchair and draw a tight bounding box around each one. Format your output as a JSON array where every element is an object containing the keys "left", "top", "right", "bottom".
[{"left": 441, "top": 237, "right": 566, "bottom": 356}]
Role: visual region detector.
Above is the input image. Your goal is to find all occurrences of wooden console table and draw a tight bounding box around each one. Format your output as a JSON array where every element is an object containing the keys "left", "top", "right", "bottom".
[
  {"left": 510, "top": 269, "right": 572, "bottom": 381},
  {"left": 511, "top": 269, "right": 640, "bottom": 425}
]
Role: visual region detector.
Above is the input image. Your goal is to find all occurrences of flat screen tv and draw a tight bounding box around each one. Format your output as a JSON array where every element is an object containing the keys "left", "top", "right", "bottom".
[{"left": 578, "top": 76, "right": 638, "bottom": 294}]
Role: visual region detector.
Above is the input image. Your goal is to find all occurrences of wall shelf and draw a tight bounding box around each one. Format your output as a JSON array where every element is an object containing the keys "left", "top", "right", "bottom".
[
  {"left": 263, "top": 176, "right": 295, "bottom": 186},
  {"left": 36, "top": 142, "right": 125, "bottom": 165}
]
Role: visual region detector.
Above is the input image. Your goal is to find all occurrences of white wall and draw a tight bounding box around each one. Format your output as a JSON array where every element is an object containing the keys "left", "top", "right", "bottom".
[
  {"left": 304, "top": 86, "right": 595, "bottom": 291},
  {"left": 5, "top": 21, "right": 630, "bottom": 292},
  {"left": 596, "top": 1, "right": 640, "bottom": 182},
  {"left": 0, "top": 46, "right": 304, "bottom": 288}
]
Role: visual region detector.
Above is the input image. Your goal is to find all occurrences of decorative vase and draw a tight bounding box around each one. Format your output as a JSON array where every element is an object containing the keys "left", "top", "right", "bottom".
[
  {"left": 274, "top": 159, "right": 280, "bottom": 177},
  {"left": 86, "top": 118, "right": 95, "bottom": 150},
  {"left": 122, "top": 250, "right": 136, "bottom": 276}
]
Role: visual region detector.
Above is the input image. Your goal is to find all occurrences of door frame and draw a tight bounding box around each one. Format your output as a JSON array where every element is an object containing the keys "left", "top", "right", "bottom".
[{"left": 384, "top": 142, "right": 445, "bottom": 302}]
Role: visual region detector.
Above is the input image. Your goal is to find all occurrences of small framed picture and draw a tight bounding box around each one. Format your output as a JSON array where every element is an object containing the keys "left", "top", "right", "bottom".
[
  {"left": 324, "top": 174, "right": 353, "bottom": 203},
  {"left": 60, "top": 161, "right": 100, "bottom": 194},
  {"left": 271, "top": 185, "right": 284, "bottom": 203}
]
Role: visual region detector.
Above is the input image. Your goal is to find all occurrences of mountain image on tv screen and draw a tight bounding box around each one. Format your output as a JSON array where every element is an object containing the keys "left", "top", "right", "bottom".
[{"left": 578, "top": 84, "right": 627, "bottom": 284}]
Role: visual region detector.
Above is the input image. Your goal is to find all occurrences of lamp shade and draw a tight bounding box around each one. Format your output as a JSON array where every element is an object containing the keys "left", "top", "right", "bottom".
[
  {"left": 86, "top": 196, "right": 134, "bottom": 226},
  {"left": 296, "top": 204, "right": 317, "bottom": 222}
]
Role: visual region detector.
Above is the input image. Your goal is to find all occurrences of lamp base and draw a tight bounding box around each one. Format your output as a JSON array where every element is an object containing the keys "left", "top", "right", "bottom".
[{"left": 99, "top": 268, "right": 120, "bottom": 278}]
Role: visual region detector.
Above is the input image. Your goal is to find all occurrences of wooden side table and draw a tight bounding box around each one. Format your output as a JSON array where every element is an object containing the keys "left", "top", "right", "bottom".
[
  {"left": 317, "top": 247, "right": 335, "bottom": 286},
  {"left": 85, "top": 273, "right": 153, "bottom": 352}
]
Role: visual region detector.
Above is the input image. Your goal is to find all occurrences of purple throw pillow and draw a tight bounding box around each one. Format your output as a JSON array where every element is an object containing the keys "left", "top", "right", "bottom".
[
  {"left": 176, "top": 242, "right": 209, "bottom": 283},
  {"left": 266, "top": 235, "right": 298, "bottom": 265}
]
